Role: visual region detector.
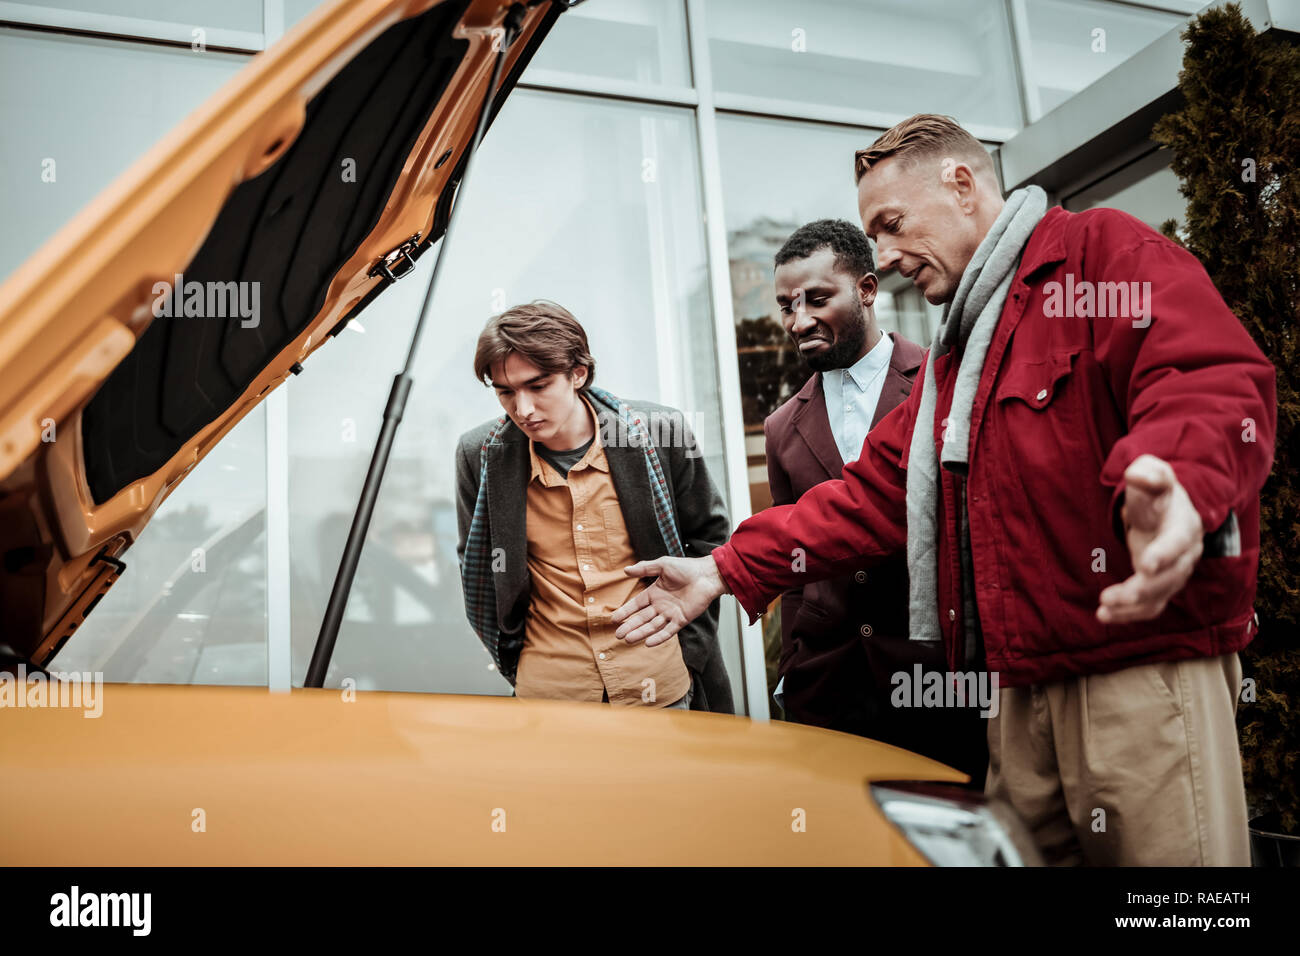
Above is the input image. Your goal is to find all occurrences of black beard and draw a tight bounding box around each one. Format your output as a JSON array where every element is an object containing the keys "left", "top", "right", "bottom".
[{"left": 802, "top": 309, "right": 869, "bottom": 373}]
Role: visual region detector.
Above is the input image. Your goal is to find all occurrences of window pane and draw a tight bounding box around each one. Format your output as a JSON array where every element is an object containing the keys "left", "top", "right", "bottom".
[
  {"left": 284, "top": 0, "right": 324, "bottom": 31},
  {"left": 1019, "top": 0, "right": 1187, "bottom": 118},
  {"left": 0, "top": 28, "right": 245, "bottom": 281},
  {"left": 706, "top": 0, "right": 1022, "bottom": 132},
  {"left": 287, "top": 90, "right": 746, "bottom": 708},
  {"left": 1063, "top": 150, "right": 1185, "bottom": 233},
  {"left": 10, "top": 0, "right": 263, "bottom": 37},
  {"left": 523, "top": 0, "right": 691, "bottom": 88},
  {"left": 51, "top": 408, "right": 268, "bottom": 685}
]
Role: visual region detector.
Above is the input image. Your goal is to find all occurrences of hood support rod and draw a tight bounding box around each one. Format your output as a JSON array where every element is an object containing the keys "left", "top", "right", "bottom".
[{"left": 305, "top": 3, "right": 527, "bottom": 688}]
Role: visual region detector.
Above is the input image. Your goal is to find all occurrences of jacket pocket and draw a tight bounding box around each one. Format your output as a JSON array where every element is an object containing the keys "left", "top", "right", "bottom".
[
  {"left": 791, "top": 601, "right": 837, "bottom": 649},
  {"left": 994, "top": 347, "right": 1079, "bottom": 410}
]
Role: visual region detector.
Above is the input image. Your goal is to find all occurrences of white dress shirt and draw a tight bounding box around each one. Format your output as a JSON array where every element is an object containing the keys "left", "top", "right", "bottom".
[{"left": 820, "top": 331, "right": 895, "bottom": 465}]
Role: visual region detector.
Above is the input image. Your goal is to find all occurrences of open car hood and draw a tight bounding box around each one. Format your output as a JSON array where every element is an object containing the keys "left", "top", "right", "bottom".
[{"left": 0, "top": 0, "right": 563, "bottom": 666}]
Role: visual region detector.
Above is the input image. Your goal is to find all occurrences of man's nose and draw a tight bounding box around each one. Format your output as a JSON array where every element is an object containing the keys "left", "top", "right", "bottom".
[
  {"left": 790, "top": 307, "right": 818, "bottom": 336},
  {"left": 875, "top": 237, "right": 901, "bottom": 272},
  {"left": 515, "top": 393, "right": 534, "bottom": 418}
]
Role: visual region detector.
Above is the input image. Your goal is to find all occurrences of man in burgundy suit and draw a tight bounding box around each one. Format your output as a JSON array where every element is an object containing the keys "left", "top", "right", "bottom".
[{"left": 766, "top": 219, "right": 986, "bottom": 781}]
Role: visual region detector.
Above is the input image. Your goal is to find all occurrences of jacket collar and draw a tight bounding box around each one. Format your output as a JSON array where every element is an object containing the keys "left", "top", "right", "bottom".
[
  {"left": 870, "top": 330, "right": 926, "bottom": 429},
  {"left": 790, "top": 330, "right": 925, "bottom": 477},
  {"left": 1014, "top": 204, "right": 1070, "bottom": 285},
  {"left": 790, "top": 372, "right": 842, "bottom": 480}
]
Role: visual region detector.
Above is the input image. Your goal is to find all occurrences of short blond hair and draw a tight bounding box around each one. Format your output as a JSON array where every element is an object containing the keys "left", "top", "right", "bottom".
[{"left": 853, "top": 113, "right": 996, "bottom": 186}]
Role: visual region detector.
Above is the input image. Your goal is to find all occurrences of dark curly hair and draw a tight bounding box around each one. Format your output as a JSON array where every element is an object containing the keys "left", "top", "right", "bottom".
[{"left": 774, "top": 218, "right": 875, "bottom": 279}]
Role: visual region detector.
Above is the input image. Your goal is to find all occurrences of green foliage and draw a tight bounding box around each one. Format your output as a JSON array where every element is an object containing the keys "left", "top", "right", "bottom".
[{"left": 1152, "top": 2, "right": 1300, "bottom": 833}]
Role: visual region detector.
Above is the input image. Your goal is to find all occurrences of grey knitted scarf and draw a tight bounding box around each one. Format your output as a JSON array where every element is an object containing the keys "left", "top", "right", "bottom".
[{"left": 906, "top": 185, "right": 1048, "bottom": 642}]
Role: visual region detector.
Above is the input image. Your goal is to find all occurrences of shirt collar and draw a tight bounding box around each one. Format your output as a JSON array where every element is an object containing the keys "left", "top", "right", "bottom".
[
  {"left": 841, "top": 330, "right": 894, "bottom": 392},
  {"left": 528, "top": 393, "right": 607, "bottom": 485}
]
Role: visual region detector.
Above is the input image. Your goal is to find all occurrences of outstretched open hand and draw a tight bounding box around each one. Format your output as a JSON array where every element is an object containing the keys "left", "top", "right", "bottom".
[{"left": 611, "top": 555, "right": 728, "bottom": 646}]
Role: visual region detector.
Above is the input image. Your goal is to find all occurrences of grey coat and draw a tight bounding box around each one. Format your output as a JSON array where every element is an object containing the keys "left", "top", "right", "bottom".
[{"left": 454, "top": 395, "right": 735, "bottom": 713}]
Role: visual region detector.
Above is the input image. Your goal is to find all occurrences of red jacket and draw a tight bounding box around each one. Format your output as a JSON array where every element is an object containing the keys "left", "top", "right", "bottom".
[{"left": 714, "top": 206, "right": 1277, "bottom": 687}]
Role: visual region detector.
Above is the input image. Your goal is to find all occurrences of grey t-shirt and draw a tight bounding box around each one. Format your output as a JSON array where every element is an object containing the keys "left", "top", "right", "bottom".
[{"left": 537, "top": 436, "right": 595, "bottom": 480}]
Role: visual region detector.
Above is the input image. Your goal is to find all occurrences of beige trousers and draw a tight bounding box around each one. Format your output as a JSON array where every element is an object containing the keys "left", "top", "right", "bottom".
[{"left": 985, "top": 652, "right": 1250, "bottom": 866}]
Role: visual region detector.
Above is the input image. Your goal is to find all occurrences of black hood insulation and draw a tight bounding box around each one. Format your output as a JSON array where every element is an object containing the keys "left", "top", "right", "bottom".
[{"left": 81, "top": 0, "right": 532, "bottom": 504}]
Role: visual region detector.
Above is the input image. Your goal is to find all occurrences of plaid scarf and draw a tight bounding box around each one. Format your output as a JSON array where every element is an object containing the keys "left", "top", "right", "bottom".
[{"left": 460, "top": 385, "right": 684, "bottom": 682}]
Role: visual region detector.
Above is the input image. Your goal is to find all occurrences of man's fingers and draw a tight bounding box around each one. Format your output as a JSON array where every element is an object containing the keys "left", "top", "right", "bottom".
[
  {"left": 1101, "top": 557, "right": 1187, "bottom": 609},
  {"left": 643, "top": 621, "right": 680, "bottom": 647},
  {"left": 615, "top": 605, "right": 663, "bottom": 640},
  {"left": 620, "top": 613, "right": 669, "bottom": 645},
  {"left": 610, "top": 587, "right": 652, "bottom": 625},
  {"left": 623, "top": 560, "right": 661, "bottom": 579},
  {"left": 1123, "top": 454, "right": 1175, "bottom": 496},
  {"left": 1122, "top": 457, "right": 1174, "bottom": 533},
  {"left": 1139, "top": 517, "right": 1201, "bottom": 576},
  {"left": 614, "top": 604, "right": 654, "bottom": 638},
  {"left": 1097, "top": 551, "right": 1197, "bottom": 623}
]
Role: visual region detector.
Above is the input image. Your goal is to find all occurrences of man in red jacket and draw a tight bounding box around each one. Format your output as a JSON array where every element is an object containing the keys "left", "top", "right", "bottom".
[{"left": 612, "top": 114, "right": 1276, "bottom": 866}]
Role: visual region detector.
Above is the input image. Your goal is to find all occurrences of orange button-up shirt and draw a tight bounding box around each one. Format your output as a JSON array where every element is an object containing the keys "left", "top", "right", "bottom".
[{"left": 516, "top": 397, "right": 690, "bottom": 707}]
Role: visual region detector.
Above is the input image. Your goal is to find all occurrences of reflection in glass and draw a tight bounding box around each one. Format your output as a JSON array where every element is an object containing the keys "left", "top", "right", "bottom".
[
  {"left": 0, "top": 28, "right": 244, "bottom": 281},
  {"left": 51, "top": 408, "right": 268, "bottom": 685}
]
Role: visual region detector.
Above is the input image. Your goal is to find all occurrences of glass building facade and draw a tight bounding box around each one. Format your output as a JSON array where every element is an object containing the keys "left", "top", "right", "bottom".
[{"left": 0, "top": 0, "right": 1205, "bottom": 715}]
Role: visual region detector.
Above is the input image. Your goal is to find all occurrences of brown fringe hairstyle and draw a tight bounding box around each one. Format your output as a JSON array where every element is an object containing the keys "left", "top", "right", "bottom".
[
  {"left": 473, "top": 300, "right": 596, "bottom": 391},
  {"left": 853, "top": 113, "right": 997, "bottom": 186}
]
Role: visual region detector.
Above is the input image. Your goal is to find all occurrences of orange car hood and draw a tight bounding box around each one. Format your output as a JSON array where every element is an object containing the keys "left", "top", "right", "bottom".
[
  {"left": 0, "top": 0, "right": 561, "bottom": 665},
  {"left": 0, "top": 681, "right": 961, "bottom": 864}
]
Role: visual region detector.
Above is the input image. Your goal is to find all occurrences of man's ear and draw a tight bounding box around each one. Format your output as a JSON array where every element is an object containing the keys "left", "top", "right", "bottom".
[
  {"left": 857, "top": 271, "right": 879, "bottom": 309},
  {"left": 572, "top": 365, "right": 589, "bottom": 390},
  {"left": 949, "top": 161, "right": 981, "bottom": 212}
]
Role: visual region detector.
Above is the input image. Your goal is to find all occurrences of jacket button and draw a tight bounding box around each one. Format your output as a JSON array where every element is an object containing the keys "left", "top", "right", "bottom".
[
  {"left": 860, "top": 624, "right": 873, "bottom": 637},
  {"left": 948, "top": 608, "right": 957, "bottom": 621},
  {"left": 1036, "top": 388, "right": 1048, "bottom": 401},
  {"left": 855, "top": 570, "right": 867, "bottom": 583}
]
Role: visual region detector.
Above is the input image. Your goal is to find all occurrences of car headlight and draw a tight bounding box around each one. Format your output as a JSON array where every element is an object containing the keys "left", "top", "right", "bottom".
[{"left": 869, "top": 781, "right": 1042, "bottom": 866}]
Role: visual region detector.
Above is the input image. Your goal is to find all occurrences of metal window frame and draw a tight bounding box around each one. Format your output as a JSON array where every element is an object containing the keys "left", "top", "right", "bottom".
[
  {"left": 1005, "top": 0, "right": 1042, "bottom": 124},
  {"left": 683, "top": 0, "right": 768, "bottom": 719},
  {"left": 0, "top": 0, "right": 265, "bottom": 51}
]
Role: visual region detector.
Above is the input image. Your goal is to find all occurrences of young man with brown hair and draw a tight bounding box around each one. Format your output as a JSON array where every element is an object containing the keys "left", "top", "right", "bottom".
[
  {"left": 614, "top": 114, "right": 1276, "bottom": 865},
  {"left": 455, "top": 300, "right": 733, "bottom": 711}
]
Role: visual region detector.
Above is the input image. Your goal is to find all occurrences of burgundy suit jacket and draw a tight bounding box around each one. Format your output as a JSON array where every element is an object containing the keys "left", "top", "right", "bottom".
[
  {"left": 764, "top": 331, "right": 924, "bottom": 733},
  {"left": 764, "top": 331, "right": 989, "bottom": 781}
]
